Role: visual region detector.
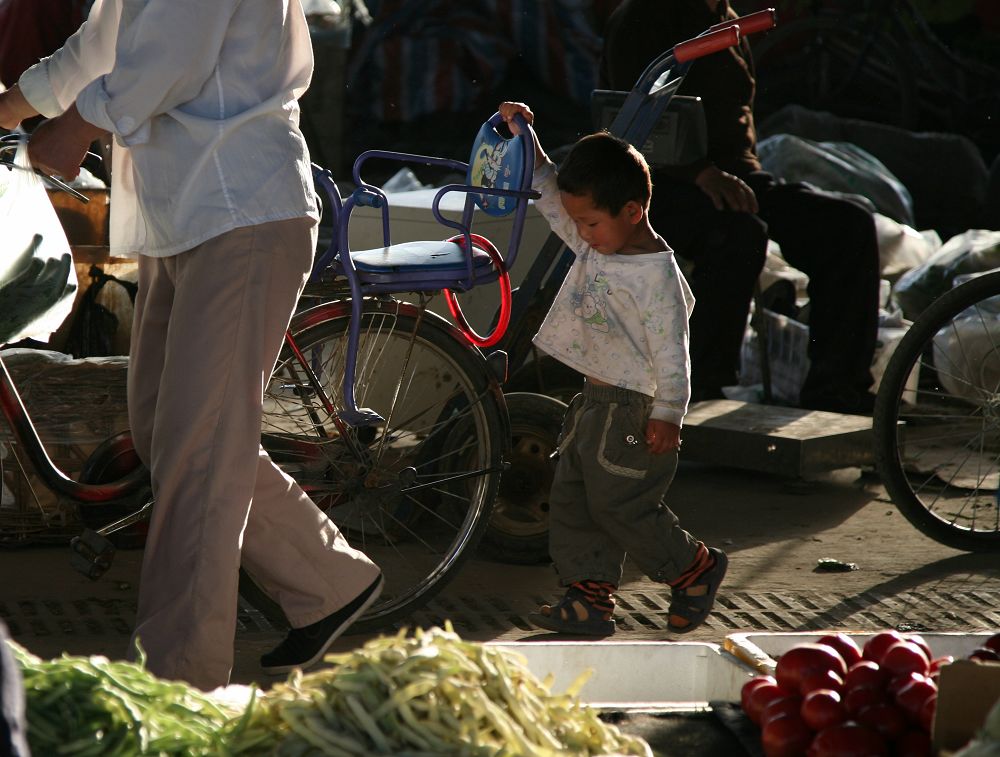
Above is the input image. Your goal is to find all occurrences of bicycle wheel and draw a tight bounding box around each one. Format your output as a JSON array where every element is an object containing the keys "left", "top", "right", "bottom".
[
  {"left": 479, "top": 392, "right": 566, "bottom": 565},
  {"left": 752, "top": 16, "right": 918, "bottom": 129},
  {"left": 873, "top": 269, "right": 1000, "bottom": 552},
  {"left": 260, "top": 298, "right": 509, "bottom": 630}
]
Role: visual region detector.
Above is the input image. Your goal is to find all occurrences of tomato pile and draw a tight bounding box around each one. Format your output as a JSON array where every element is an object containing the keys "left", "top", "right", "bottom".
[{"left": 740, "top": 631, "right": 1000, "bottom": 757}]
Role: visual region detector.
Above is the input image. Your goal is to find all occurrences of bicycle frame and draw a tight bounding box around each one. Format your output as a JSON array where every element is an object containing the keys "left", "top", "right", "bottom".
[{"left": 0, "top": 355, "right": 147, "bottom": 501}]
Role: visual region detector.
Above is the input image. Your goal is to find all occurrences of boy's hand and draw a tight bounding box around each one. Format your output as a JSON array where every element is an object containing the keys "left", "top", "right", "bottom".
[
  {"left": 498, "top": 101, "right": 545, "bottom": 164},
  {"left": 646, "top": 419, "right": 681, "bottom": 455},
  {"left": 498, "top": 102, "right": 534, "bottom": 135}
]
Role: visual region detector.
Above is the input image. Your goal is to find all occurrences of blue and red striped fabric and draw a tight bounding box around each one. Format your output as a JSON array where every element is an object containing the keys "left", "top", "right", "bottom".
[{"left": 347, "top": 0, "right": 603, "bottom": 122}]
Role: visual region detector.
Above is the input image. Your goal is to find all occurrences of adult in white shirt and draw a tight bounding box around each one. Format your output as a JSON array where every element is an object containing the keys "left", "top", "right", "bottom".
[{"left": 0, "top": 0, "right": 383, "bottom": 690}]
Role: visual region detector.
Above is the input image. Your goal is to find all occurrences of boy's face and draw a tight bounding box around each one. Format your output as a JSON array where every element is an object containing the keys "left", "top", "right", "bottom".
[{"left": 560, "top": 191, "right": 643, "bottom": 255}]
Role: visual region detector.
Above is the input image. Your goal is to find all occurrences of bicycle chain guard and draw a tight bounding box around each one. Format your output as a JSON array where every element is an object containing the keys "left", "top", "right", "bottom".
[{"left": 443, "top": 233, "right": 511, "bottom": 348}]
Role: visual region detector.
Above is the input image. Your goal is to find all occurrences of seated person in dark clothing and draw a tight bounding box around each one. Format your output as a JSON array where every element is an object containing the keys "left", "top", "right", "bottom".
[
  {"left": 600, "top": 0, "right": 881, "bottom": 414},
  {"left": 0, "top": 0, "right": 89, "bottom": 88}
]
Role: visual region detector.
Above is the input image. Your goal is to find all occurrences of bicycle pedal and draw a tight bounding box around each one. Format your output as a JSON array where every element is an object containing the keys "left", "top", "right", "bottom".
[{"left": 70, "top": 529, "right": 116, "bottom": 580}]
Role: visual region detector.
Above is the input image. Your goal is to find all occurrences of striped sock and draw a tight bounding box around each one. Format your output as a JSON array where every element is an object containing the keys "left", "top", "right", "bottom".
[
  {"left": 569, "top": 580, "right": 617, "bottom": 620},
  {"left": 670, "top": 544, "right": 714, "bottom": 590}
]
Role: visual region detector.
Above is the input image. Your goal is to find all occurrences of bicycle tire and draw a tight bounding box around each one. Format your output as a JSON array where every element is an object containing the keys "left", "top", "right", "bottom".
[
  {"left": 479, "top": 392, "right": 566, "bottom": 565},
  {"left": 873, "top": 269, "right": 1000, "bottom": 552},
  {"left": 260, "top": 298, "right": 509, "bottom": 630},
  {"left": 752, "top": 16, "right": 918, "bottom": 129}
]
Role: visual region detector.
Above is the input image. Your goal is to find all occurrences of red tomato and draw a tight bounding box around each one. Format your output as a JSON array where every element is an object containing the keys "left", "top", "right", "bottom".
[
  {"left": 776, "top": 644, "right": 849, "bottom": 695},
  {"left": 856, "top": 702, "right": 908, "bottom": 740},
  {"left": 743, "top": 675, "right": 779, "bottom": 713},
  {"left": 881, "top": 643, "right": 930, "bottom": 678},
  {"left": 895, "top": 729, "right": 933, "bottom": 757},
  {"left": 748, "top": 681, "right": 791, "bottom": 725},
  {"left": 762, "top": 713, "right": 814, "bottom": 757},
  {"left": 799, "top": 669, "right": 845, "bottom": 696},
  {"left": 800, "top": 689, "right": 846, "bottom": 732},
  {"left": 903, "top": 634, "right": 933, "bottom": 663},
  {"left": 843, "top": 685, "right": 885, "bottom": 716},
  {"left": 969, "top": 647, "right": 1000, "bottom": 662},
  {"left": 928, "top": 655, "right": 954, "bottom": 677},
  {"left": 895, "top": 677, "right": 937, "bottom": 721},
  {"left": 808, "top": 722, "right": 889, "bottom": 757},
  {"left": 763, "top": 695, "right": 805, "bottom": 726},
  {"left": 887, "top": 672, "right": 927, "bottom": 700},
  {"left": 863, "top": 631, "right": 905, "bottom": 665},
  {"left": 984, "top": 632, "right": 1000, "bottom": 654},
  {"left": 844, "top": 661, "right": 886, "bottom": 692},
  {"left": 918, "top": 694, "right": 936, "bottom": 733},
  {"left": 817, "top": 634, "right": 863, "bottom": 668}
]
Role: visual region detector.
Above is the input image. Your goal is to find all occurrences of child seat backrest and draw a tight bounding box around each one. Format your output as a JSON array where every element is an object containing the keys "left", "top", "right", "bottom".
[{"left": 466, "top": 121, "right": 527, "bottom": 218}]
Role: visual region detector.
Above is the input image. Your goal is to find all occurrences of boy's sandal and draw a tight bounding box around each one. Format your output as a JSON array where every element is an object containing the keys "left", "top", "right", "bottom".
[
  {"left": 667, "top": 548, "right": 729, "bottom": 635},
  {"left": 528, "top": 586, "right": 616, "bottom": 637}
]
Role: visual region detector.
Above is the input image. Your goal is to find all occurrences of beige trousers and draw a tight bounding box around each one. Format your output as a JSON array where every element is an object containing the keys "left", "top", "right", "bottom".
[{"left": 127, "top": 218, "right": 380, "bottom": 690}]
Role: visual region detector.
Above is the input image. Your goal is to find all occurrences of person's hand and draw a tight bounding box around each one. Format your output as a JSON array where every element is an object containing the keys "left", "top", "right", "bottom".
[
  {"left": 498, "top": 101, "right": 534, "bottom": 135},
  {"left": 0, "top": 84, "right": 38, "bottom": 130},
  {"left": 646, "top": 418, "right": 681, "bottom": 455},
  {"left": 499, "top": 101, "right": 546, "bottom": 163},
  {"left": 28, "top": 104, "right": 107, "bottom": 180},
  {"left": 694, "top": 165, "right": 759, "bottom": 214}
]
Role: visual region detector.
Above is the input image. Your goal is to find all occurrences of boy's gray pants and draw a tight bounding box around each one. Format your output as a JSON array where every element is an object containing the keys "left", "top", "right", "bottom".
[{"left": 548, "top": 382, "right": 700, "bottom": 588}]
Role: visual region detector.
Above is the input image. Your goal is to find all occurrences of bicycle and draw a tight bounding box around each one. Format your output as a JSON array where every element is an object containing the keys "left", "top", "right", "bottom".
[
  {"left": 750, "top": 0, "right": 1000, "bottom": 159},
  {"left": 873, "top": 267, "right": 1000, "bottom": 552},
  {"left": 1, "top": 15, "right": 769, "bottom": 634}
]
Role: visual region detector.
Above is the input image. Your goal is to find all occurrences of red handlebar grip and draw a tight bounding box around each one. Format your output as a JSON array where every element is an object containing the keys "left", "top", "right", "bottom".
[
  {"left": 674, "top": 26, "right": 740, "bottom": 63},
  {"left": 709, "top": 8, "right": 777, "bottom": 37},
  {"left": 735, "top": 9, "right": 777, "bottom": 36}
]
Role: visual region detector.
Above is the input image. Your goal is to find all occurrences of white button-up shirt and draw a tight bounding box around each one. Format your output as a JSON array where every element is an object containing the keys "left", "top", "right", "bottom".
[{"left": 18, "top": 0, "right": 320, "bottom": 257}]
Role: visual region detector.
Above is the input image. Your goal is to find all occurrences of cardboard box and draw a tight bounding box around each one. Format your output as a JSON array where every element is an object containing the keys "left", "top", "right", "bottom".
[{"left": 935, "top": 658, "right": 1000, "bottom": 754}]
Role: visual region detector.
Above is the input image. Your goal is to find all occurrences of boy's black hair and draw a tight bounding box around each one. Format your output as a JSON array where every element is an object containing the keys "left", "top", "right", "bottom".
[{"left": 555, "top": 131, "right": 652, "bottom": 215}]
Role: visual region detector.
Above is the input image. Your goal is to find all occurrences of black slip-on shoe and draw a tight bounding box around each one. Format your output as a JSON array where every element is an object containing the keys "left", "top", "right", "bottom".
[{"left": 260, "top": 573, "right": 384, "bottom": 675}]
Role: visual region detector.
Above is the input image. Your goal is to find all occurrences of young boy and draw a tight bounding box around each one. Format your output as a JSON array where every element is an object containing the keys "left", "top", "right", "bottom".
[{"left": 498, "top": 101, "right": 727, "bottom": 636}]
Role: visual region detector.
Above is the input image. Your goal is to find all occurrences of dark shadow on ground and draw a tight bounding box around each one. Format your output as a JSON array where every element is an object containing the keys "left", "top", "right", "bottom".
[{"left": 668, "top": 462, "right": 877, "bottom": 550}]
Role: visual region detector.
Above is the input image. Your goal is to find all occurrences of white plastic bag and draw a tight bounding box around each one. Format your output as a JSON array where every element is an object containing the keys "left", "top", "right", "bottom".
[
  {"left": 0, "top": 141, "right": 78, "bottom": 345},
  {"left": 758, "top": 133, "right": 915, "bottom": 226}
]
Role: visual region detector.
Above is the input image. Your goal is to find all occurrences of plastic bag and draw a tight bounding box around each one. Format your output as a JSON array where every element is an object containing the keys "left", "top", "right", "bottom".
[
  {"left": 893, "top": 229, "right": 1000, "bottom": 320},
  {"left": 932, "top": 269, "right": 1000, "bottom": 406},
  {"left": 0, "top": 141, "right": 78, "bottom": 345},
  {"left": 758, "top": 133, "right": 915, "bottom": 226},
  {"left": 65, "top": 264, "right": 137, "bottom": 358}
]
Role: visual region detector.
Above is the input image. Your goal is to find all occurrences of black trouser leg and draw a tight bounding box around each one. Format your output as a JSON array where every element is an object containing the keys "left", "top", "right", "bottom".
[
  {"left": 751, "top": 175, "right": 880, "bottom": 408},
  {"left": 650, "top": 175, "right": 768, "bottom": 397}
]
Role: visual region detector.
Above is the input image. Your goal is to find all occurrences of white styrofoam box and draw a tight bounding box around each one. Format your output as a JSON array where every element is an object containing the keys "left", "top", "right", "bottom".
[
  {"left": 488, "top": 641, "right": 757, "bottom": 708},
  {"left": 724, "top": 631, "right": 997, "bottom": 676},
  {"left": 347, "top": 188, "right": 553, "bottom": 328},
  {"left": 740, "top": 308, "right": 810, "bottom": 404}
]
